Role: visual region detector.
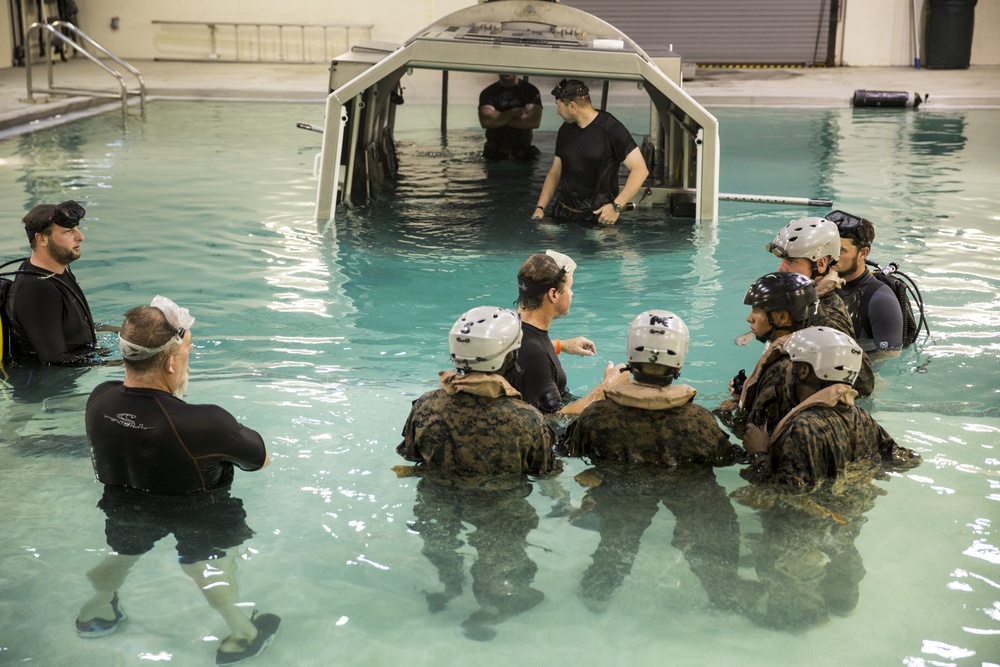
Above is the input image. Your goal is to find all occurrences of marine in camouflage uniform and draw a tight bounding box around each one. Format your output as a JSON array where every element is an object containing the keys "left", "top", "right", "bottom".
[
  {"left": 563, "top": 382, "right": 739, "bottom": 466},
  {"left": 561, "top": 310, "right": 752, "bottom": 609},
  {"left": 741, "top": 383, "right": 918, "bottom": 492},
  {"left": 734, "top": 383, "right": 919, "bottom": 630},
  {"left": 397, "top": 370, "right": 559, "bottom": 479}
]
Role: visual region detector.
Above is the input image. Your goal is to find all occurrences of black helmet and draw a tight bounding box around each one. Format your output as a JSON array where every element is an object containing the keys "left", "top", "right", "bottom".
[{"left": 744, "top": 272, "right": 819, "bottom": 324}]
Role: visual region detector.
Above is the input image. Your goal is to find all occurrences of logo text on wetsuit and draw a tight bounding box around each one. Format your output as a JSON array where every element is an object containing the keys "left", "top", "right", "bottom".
[{"left": 104, "top": 412, "right": 154, "bottom": 430}]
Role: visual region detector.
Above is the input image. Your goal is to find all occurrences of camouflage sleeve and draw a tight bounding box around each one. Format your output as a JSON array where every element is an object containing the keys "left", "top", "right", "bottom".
[
  {"left": 743, "top": 420, "right": 825, "bottom": 494},
  {"left": 524, "top": 419, "right": 562, "bottom": 476},
  {"left": 396, "top": 401, "right": 423, "bottom": 462},
  {"left": 559, "top": 411, "right": 591, "bottom": 459},
  {"left": 746, "top": 361, "right": 793, "bottom": 433}
]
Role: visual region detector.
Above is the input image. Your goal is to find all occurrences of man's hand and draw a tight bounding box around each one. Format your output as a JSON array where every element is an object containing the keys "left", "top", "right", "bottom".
[
  {"left": 532, "top": 206, "right": 546, "bottom": 220},
  {"left": 602, "top": 362, "right": 629, "bottom": 387},
  {"left": 561, "top": 336, "right": 596, "bottom": 356},
  {"left": 593, "top": 203, "right": 620, "bottom": 225}
]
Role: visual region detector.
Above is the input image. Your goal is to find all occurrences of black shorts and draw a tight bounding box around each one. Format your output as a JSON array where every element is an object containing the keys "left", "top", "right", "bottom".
[{"left": 99, "top": 486, "right": 254, "bottom": 564}]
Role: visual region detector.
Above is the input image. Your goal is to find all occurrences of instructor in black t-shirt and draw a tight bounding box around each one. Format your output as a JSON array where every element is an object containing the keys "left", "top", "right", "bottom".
[
  {"left": 532, "top": 79, "right": 648, "bottom": 225},
  {"left": 78, "top": 297, "right": 279, "bottom": 665},
  {"left": 503, "top": 250, "right": 626, "bottom": 415},
  {"left": 478, "top": 74, "right": 543, "bottom": 161}
]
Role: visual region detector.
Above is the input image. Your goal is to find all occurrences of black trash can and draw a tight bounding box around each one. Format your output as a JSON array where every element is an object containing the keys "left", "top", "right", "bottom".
[{"left": 925, "top": 0, "right": 978, "bottom": 69}]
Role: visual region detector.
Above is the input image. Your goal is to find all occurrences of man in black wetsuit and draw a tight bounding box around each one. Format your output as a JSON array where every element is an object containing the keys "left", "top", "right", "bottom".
[
  {"left": 827, "top": 210, "right": 903, "bottom": 360},
  {"left": 78, "top": 297, "right": 279, "bottom": 665},
  {"left": 532, "top": 78, "right": 648, "bottom": 224},
  {"left": 478, "top": 74, "right": 543, "bottom": 161},
  {"left": 5, "top": 201, "right": 99, "bottom": 364},
  {"left": 503, "top": 250, "right": 626, "bottom": 415}
]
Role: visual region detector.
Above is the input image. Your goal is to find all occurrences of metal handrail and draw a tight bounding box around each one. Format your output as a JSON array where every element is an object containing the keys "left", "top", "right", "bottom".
[
  {"left": 25, "top": 21, "right": 146, "bottom": 117},
  {"left": 152, "top": 20, "right": 374, "bottom": 63}
]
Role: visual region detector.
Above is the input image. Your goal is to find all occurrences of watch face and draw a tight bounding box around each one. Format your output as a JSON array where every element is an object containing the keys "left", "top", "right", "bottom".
[{"left": 613, "top": 203, "right": 624, "bottom": 212}]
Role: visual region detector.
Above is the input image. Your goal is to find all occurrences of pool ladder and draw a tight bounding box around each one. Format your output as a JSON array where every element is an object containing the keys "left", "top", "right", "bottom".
[{"left": 25, "top": 21, "right": 145, "bottom": 118}]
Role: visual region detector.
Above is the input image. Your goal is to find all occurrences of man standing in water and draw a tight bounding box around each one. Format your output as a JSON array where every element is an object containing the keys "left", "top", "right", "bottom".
[
  {"left": 5, "top": 200, "right": 100, "bottom": 364},
  {"left": 78, "top": 296, "right": 279, "bottom": 665},
  {"left": 532, "top": 79, "right": 648, "bottom": 224},
  {"left": 478, "top": 73, "right": 543, "bottom": 161},
  {"left": 504, "top": 250, "right": 627, "bottom": 414}
]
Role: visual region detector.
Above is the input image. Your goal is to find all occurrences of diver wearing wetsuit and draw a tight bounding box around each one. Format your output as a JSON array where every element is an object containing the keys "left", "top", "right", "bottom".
[
  {"left": 6, "top": 201, "right": 98, "bottom": 364},
  {"left": 87, "top": 382, "right": 268, "bottom": 493}
]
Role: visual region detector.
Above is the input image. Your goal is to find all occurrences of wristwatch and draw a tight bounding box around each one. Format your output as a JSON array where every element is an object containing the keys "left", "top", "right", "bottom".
[{"left": 612, "top": 201, "right": 625, "bottom": 213}]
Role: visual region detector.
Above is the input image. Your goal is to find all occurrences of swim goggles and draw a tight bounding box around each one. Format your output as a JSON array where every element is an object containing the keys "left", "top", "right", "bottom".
[
  {"left": 119, "top": 296, "right": 196, "bottom": 361},
  {"left": 764, "top": 241, "right": 790, "bottom": 259}
]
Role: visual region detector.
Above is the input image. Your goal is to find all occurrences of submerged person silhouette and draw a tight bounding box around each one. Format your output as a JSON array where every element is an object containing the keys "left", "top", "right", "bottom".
[
  {"left": 395, "top": 306, "right": 559, "bottom": 640},
  {"left": 407, "top": 474, "right": 544, "bottom": 640}
]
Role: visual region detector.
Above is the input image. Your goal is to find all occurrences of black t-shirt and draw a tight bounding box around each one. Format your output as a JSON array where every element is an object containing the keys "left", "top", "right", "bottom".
[
  {"left": 478, "top": 79, "right": 542, "bottom": 151},
  {"left": 85, "top": 381, "right": 267, "bottom": 494},
  {"left": 6, "top": 259, "right": 96, "bottom": 364},
  {"left": 554, "top": 111, "right": 638, "bottom": 211},
  {"left": 502, "top": 322, "right": 567, "bottom": 413}
]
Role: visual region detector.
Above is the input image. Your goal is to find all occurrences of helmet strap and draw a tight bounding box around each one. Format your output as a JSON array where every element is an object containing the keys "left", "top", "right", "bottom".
[{"left": 626, "top": 363, "right": 676, "bottom": 387}]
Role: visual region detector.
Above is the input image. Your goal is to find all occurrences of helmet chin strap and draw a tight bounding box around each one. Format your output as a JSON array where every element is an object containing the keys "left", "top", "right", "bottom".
[{"left": 625, "top": 364, "right": 676, "bottom": 387}]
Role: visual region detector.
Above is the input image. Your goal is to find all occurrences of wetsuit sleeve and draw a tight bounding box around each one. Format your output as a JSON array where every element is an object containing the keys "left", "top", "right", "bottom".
[
  {"left": 215, "top": 408, "right": 268, "bottom": 471},
  {"left": 868, "top": 285, "right": 904, "bottom": 351},
  {"left": 11, "top": 278, "right": 85, "bottom": 364}
]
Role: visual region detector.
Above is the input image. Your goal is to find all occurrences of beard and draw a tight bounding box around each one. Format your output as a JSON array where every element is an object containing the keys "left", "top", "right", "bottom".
[
  {"left": 173, "top": 366, "right": 190, "bottom": 398},
  {"left": 49, "top": 243, "right": 80, "bottom": 266}
]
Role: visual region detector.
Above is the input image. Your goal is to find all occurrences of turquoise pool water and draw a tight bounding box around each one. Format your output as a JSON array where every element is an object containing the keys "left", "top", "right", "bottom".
[{"left": 0, "top": 101, "right": 997, "bottom": 666}]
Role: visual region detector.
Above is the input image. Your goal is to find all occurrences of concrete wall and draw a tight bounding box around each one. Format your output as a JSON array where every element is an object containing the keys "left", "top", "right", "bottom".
[
  {"left": 843, "top": 0, "right": 999, "bottom": 66},
  {"left": 3, "top": 0, "right": 999, "bottom": 67}
]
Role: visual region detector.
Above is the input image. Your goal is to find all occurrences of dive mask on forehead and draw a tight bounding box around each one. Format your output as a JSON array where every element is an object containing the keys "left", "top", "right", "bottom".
[
  {"left": 825, "top": 210, "right": 872, "bottom": 244},
  {"left": 52, "top": 200, "right": 86, "bottom": 228},
  {"left": 551, "top": 78, "right": 589, "bottom": 100},
  {"left": 119, "top": 296, "right": 196, "bottom": 361}
]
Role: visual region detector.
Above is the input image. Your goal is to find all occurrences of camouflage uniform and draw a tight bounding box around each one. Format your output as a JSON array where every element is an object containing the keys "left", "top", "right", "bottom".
[
  {"left": 397, "top": 371, "right": 559, "bottom": 479},
  {"left": 734, "top": 383, "right": 920, "bottom": 630},
  {"left": 740, "top": 385, "right": 905, "bottom": 492},
  {"left": 562, "top": 384, "right": 740, "bottom": 466}
]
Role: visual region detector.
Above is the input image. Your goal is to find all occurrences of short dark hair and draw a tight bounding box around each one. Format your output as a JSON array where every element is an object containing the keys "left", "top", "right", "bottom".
[
  {"left": 120, "top": 305, "right": 182, "bottom": 373},
  {"left": 516, "top": 254, "right": 567, "bottom": 310}
]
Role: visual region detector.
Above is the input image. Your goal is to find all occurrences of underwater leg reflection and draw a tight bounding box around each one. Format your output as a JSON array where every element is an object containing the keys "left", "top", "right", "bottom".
[
  {"left": 572, "top": 465, "right": 758, "bottom": 614},
  {"left": 408, "top": 476, "right": 544, "bottom": 641}
]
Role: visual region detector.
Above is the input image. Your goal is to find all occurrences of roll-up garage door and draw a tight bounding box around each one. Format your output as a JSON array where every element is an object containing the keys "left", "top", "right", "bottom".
[{"left": 563, "top": 0, "right": 833, "bottom": 65}]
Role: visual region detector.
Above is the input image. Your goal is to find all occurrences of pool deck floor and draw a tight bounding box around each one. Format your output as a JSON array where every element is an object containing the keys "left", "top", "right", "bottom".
[{"left": 1, "top": 58, "right": 998, "bottom": 135}]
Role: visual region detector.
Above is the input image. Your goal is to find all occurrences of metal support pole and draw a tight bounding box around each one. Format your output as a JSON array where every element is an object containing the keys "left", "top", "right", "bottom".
[{"left": 440, "top": 70, "right": 449, "bottom": 135}]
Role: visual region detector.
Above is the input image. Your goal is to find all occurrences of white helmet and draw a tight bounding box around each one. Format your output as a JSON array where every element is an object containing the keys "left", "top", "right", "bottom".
[
  {"left": 626, "top": 310, "right": 689, "bottom": 369},
  {"left": 785, "top": 326, "right": 864, "bottom": 385},
  {"left": 449, "top": 306, "right": 522, "bottom": 373},
  {"left": 766, "top": 217, "right": 841, "bottom": 263}
]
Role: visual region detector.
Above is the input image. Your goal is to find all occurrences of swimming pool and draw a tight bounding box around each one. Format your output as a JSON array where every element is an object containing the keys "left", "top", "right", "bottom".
[{"left": 0, "top": 100, "right": 997, "bottom": 666}]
